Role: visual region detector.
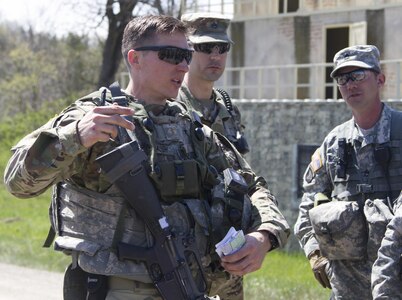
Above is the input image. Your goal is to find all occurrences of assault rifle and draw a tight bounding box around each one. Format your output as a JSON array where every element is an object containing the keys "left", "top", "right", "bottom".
[{"left": 95, "top": 86, "right": 209, "bottom": 300}]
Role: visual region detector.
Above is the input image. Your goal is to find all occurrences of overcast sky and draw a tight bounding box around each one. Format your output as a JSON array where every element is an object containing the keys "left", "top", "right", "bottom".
[
  {"left": 0, "top": 0, "right": 108, "bottom": 37},
  {"left": 0, "top": 0, "right": 234, "bottom": 37}
]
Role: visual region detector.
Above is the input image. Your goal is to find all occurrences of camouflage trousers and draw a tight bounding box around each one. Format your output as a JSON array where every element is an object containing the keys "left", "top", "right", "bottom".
[
  {"left": 106, "top": 276, "right": 221, "bottom": 300},
  {"left": 206, "top": 271, "right": 243, "bottom": 300},
  {"left": 328, "top": 259, "right": 373, "bottom": 300}
]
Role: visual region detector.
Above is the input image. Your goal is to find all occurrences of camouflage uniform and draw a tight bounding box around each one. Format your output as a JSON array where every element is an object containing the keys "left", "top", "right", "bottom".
[
  {"left": 294, "top": 103, "right": 402, "bottom": 300},
  {"left": 4, "top": 90, "right": 290, "bottom": 299},
  {"left": 178, "top": 83, "right": 247, "bottom": 155},
  {"left": 371, "top": 198, "right": 402, "bottom": 299},
  {"left": 179, "top": 12, "right": 251, "bottom": 299}
]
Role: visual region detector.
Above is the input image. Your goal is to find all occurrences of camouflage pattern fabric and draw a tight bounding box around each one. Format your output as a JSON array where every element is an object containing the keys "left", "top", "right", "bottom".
[
  {"left": 178, "top": 84, "right": 286, "bottom": 299},
  {"left": 294, "top": 104, "right": 402, "bottom": 299},
  {"left": 330, "top": 45, "right": 381, "bottom": 78},
  {"left": 178, "top": 83, "right": 246, "bottom": 149},
  {"left": 371, "top": 201, "right": 402, "bottom": 299},
  {"left": 4, "top": 90, "right": 290, "bottom": 299},
  {"left": 206, "top": 272, "right": 243, "bottom": 300}
]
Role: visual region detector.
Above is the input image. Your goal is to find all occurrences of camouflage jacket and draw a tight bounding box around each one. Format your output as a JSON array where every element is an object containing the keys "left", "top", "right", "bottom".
[
  {"left": 371, "top": 200, "right": 402, "bottom": 299},
  {"left": 294, "top": 103, "right": 402, "bottom": 258},
  {"left": 4, "top": 89, "right": 289, "bottom": 278}
]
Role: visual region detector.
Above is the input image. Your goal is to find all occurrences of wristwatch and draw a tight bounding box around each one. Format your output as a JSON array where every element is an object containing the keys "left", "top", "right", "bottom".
[{"left": 267, "top": 232, "right": 279, "bottom": 252}]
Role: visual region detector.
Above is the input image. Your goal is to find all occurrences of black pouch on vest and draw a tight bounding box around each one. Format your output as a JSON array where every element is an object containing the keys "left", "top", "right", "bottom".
[{"left": 158, "top": 160, "right": 200, "bottom": 201}]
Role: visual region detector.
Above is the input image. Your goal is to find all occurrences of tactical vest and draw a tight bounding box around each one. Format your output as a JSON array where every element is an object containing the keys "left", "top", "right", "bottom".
[
  {"left": 329, "top": 110, "right": 402, "bottom": 203},
  {"left": 310, "top": 109, "right": 402, "bottom": 262},
  {"left": 46, "top": 91, "right": 250, "bottom": 279}
]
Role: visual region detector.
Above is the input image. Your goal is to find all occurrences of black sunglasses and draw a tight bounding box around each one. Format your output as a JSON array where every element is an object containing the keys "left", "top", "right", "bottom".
[
  {"left": 134, "top": 46, "right": 193, "bottom": 65},
  {"left": 193, "top": 43, "right": 231, "bottom": 54},
  {"left": 334, "top": 69, "right": 368, "bottom": 86}
]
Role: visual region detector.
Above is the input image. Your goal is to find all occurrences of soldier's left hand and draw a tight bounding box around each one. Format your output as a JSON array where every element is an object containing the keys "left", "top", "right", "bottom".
[{"left": 220, "top": 231, "right": 271, "bottom": 276}]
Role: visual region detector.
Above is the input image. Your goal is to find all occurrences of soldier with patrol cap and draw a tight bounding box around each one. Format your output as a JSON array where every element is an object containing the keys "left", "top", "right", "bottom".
[
  {"left": 177, "top": 12, "right": 248, "bottom": 300},
  {"left": 294, "top": 45, "right": 402, "bottom": 299},
  {"left": 177, "top": 12, "right": 250, "bottom": 156}
]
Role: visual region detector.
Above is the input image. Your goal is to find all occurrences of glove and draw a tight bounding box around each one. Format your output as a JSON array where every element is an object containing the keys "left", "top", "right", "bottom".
[{"left": 309, "top": 251, "right": 331, "bottom": 289}]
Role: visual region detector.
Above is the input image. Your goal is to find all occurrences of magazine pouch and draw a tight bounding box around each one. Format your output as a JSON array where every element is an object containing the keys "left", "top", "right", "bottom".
[
  {"left": 309, "top": 201, "right": 367, "bottom": 260},
  {"left": 364, "top": 198, "right": 394, "bottom": 261}
]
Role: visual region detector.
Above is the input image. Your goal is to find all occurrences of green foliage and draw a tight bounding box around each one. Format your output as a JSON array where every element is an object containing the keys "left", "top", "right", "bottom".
[{"left": 0, "top": 23, "right": 102, "bottom": 119}]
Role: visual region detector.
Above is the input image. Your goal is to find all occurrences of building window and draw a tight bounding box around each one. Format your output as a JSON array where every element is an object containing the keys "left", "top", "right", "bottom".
[
  {"left": 279, "top": 0, "right": 299, "bottom": 13},
  {"left": 292, "top": 144, "right": 320, "bottom": 202}
]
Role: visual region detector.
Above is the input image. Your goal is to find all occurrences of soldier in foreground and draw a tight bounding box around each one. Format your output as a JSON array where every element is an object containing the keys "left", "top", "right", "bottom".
[
  {"left": 177, "top": 12, "right": 249, "bottom": 156},
  {"left": 4, "top": 15, "right": 289, "bottom": 299},
  {"left": 294, "top": 45, "right": 402, "bottom": 299}
]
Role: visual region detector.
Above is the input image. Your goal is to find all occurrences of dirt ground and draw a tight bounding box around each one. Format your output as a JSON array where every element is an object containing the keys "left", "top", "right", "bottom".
[{"left": 0, "top": 262, "right": 63, "bottom": 300}]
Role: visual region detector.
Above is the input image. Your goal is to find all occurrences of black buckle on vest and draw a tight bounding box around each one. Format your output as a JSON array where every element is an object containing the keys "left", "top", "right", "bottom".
[
  {"left": 356, "top": 184, "right": 373, "bottom": 193},
  {"left": 175, "top": 162, "right": 185, "bottom": 180}
]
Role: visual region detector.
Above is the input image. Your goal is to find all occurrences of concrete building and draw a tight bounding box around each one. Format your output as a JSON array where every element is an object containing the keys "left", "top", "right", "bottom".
[{"left": 183, "top": 0, "right": 402, "bottom": 101}]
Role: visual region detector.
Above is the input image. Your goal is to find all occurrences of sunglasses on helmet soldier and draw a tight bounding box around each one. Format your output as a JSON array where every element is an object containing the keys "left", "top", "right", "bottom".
[
  {"left": 193, "top": 42, "right": 231, "bottom": 54},
  {"left": 134, "top": 46, "right": 193, "bottom": 65}
]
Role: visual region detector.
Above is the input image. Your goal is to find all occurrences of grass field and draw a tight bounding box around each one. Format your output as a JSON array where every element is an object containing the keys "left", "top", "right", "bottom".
[{"left": 0, "top": 185, "right": 331, "bottom": 299}]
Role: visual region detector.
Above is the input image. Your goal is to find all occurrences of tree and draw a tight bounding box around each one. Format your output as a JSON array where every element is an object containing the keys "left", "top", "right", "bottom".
[
  {"left": 97, "top": 0, "right": 138, "bottom": 88},
  {"left": 0, "top": 23, "right": 102, "bottom": 118},
  {"left": 97, "top": 0, "right": 184, "bottom": 88}
]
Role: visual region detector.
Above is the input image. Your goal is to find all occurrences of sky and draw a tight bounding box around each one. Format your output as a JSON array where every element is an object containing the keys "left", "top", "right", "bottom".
[
  {"left": 0, "top": 0, "right": 108, "bottom": 37},
  {"left": 0, "top": 0, "right": 235, "bottom": 37}
]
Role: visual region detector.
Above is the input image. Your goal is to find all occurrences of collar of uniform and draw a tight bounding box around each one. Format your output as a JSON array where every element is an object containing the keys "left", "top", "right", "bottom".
[
  {"left": 179, "top": 84, "right": 231, "bottom": 121},
  {"left": 179, "top": 83, "right": 204, "bottom": 115},
  {"left": 351, "top": 103, "right": 391, "bottom": 146}
]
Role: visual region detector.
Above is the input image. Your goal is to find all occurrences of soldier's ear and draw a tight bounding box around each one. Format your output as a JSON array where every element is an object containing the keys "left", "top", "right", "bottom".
[
  {"left": 377, "top": 73, "right": 385, "bottom": 86},
  {"left": 127, "top": 49, "right": 139, "bottom": 66}
]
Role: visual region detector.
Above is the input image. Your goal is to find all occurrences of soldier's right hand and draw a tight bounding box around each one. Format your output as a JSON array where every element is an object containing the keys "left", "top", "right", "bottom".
[
  {"left": 309, "top": 251, "right": 331, "bottom": 289},
  {"left": 77, "top": 105, "right": 135, "bottom": 148}
]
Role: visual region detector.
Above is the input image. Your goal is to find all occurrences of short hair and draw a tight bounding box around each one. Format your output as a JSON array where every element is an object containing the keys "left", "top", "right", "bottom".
[{"left": 122, "top": 15, "right": 187, "bottom": 69}]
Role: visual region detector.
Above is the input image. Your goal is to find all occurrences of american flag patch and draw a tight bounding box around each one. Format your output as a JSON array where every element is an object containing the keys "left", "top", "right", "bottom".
[{"left": 310, "top": 148, "right": 323, "bottom": 173}]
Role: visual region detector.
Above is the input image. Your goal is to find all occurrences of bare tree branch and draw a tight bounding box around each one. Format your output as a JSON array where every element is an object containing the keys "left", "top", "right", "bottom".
[{"left": 97, "top": 0, "right": 139, "bottom": 88}]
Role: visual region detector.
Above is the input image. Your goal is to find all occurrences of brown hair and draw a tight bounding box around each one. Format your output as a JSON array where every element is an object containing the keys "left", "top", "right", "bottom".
[{"left": 122, "top": 15, "right": 187, "bottom": 69}]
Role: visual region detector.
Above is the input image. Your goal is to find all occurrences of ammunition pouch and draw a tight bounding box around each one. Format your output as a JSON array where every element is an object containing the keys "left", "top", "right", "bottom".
[
  {"left": 364, "top": 198, "right": 394, "bottom": 261},
  {"left": 155, "top": 160, "right": 200, "bottom": 201},
  {"left": 309, "top": 200, "right": 367, "bottom": 260},
  {"left": 163, "top": 199, "right": 210, "bottom": 259},
  {"left": 210, "top": 168, "right": 251, "bottom": 251}
]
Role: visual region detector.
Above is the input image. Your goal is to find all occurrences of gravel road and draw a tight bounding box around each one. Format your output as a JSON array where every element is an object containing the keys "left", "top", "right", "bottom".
[{"left": 0, "top": 262, "right": 64, "bottom": 300}]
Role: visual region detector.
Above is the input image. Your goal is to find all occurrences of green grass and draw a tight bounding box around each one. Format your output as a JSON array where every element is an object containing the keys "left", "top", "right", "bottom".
[
  {"left": 244, "top": 251, "right": 331, "bottom": 299},
  {"left": 0, "top": 182, "right": 330, "bottom": 299},
  {"left": 0, "top": 187, "right": 70, "bottom": 271}
]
